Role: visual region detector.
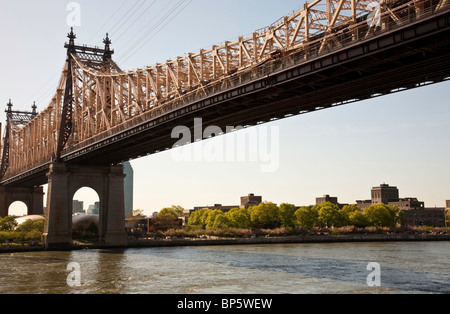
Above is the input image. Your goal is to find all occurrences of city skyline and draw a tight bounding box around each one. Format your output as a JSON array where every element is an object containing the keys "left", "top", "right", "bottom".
[{"left": 1, "top": 0, "right": 449, "bottom": 216}]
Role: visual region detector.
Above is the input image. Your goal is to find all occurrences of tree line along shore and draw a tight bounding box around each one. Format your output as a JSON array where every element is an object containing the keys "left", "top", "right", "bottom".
[
  {"left": 1, "top": 200, "right": 448, "bottom": 251},
  {"left": 138, "top": 201, "right": 450, "bottom": 239}
]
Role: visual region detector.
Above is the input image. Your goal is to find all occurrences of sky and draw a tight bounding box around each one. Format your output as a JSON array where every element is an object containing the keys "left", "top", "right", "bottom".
[{"left": 1, "top": 0, "right": 449, "bottom": 216}]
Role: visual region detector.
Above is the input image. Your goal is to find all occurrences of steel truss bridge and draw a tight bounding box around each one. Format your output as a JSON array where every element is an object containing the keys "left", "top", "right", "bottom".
[
  {"left": 2, "top": 0, "right": 450, "bottom": 186},
  {"left": 0, "top": 0, "right": 449, "bottom": 247}
]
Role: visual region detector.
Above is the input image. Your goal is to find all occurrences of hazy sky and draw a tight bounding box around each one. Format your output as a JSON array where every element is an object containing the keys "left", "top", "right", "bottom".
[{"left": 1, "top": 0, "right": 449, "bottom": 216}]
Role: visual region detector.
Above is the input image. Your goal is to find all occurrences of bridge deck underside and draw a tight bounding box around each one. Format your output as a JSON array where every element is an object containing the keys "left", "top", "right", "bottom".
[{"left": 3, "top": 9, "right": 450, "bottom": 187}]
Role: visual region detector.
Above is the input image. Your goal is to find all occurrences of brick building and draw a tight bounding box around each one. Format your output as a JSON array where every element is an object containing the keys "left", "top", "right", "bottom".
[
  {"left": 357, "top": 184, "right": 401, "bottom": 209},
  {"left": 371, "top": 183, "right": 400, "bottom": 205},
  {"left": 403, "top": 208, "right": 446, "bottom": 228},
  {"left": 240, "top": 194, "right": 263, "bottom": 209},
  {"left": 183, "top": 193, "right": 263, "bottom": 225},
  {"left": 316, "top": 195, "right": 339, "bottom": 206},
  {"left": 356, "top": 184, "right": 446, "bottom": 227},
  {"left": 389, "top": 198, "right": 424, "bottom": 211}
]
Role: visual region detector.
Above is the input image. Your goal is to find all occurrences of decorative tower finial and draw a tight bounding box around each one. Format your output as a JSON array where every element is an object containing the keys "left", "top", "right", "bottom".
[
  {"left": 104, "top": 33, "right": 111, "bottom": 46},
  {"left": 32, "top": 101, "right": 37, "bottom": 116},
  {"left": 68, "top": 27, "right": 76, "bottom": 44},
  {"left": 6, "top": 99, "right": 12, "bottom": 113},
  {"left": 66, "top": 27, "right": 77, "bottom": 54},
  {"left": 103, "top": 32, "right": 113, "bottom": 60}
]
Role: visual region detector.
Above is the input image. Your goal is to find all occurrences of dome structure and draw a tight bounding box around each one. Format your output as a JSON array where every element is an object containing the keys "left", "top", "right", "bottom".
[
  {"left": 15, "top": 215, "right": 45, "bottom": 225},
  {"left": 72, "top": 214, "right": 99, "bottom": 235}
]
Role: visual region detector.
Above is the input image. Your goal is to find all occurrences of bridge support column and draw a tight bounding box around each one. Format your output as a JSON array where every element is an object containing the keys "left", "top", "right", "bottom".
[
  {"left": 43, "top": 162, "right": 127, "bottom": 249},
  {"left": 43, "top": 163, "right": 71, "bottom": 249},
  {"left": 0, "top": 186, "right": 44, "bottom": 218},
  {"left": 101, "top": 164, "right": 128, "bottom": 247}
]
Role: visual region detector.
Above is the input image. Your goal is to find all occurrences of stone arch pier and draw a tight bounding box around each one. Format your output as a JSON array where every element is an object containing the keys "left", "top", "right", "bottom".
[
  {"left": 42, "top": 162, "right": 127, "bottom": 249},
  {"left": 0, "top": 186, "right": 44, "bottom": 217}
]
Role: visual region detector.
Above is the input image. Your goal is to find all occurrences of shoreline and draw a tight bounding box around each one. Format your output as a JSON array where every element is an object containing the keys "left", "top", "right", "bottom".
[
  {"left": 1, "top": 233, "right": 449, "bottom": 254},
  {"left": 126, "top": 233, "right": 450, "bottom": 248}
]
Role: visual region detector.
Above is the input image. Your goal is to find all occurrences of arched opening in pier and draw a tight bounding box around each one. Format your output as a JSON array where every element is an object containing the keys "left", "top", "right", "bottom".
[
  {"left": 72, "top": 187, "right": 100, "bottom": 240},
  {"left": 8, "top": 201, "right": 28, "bottom": 217}
]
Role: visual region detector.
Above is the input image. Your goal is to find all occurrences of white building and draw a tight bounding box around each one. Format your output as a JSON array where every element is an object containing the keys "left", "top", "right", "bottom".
[{"left": 87, "top": 202, "right": 100, "bottom": 215}]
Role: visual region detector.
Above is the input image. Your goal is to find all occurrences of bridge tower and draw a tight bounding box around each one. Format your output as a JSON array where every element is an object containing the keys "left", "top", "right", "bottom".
[
  {"left": 41, "top": 28, "right": 127, "bottom": 249},
  {"left": 0, "top": 29, "right": 127, "bottom": 249},
  {"left": 0, "top": 100, "right": 44, "bottom": 217}
]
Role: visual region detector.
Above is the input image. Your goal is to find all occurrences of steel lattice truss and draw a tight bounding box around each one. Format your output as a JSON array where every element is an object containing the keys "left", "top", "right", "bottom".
[{"left": 1, "top": 0, "right": 449, "bottom": 179}]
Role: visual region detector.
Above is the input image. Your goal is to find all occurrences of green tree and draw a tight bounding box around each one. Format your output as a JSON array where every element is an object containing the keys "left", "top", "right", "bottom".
[
  {"left": 186, "top": 208, "right": 209, "bottom": 229},
  {"left": 279, "top": 203, "right": 297, "bottom": 228},
  {"left": 294, "top": 206, "right": 318, "bottom": 229},
  {"left": 0, "top": 217, "right": 18, "bottom": 231},
  {"left": 365, "top": 204, "right": 403, "bottom": 228},
  {"left": 0, "top": 232, "right": 8, "bottom": 246},
  {"left": 212, "top": 213, "right": 230, "bottom": 230},
  {"left": 128, "top": 209, "right": 146, "bottom": 226},
  {"left": 150, "top": 215, "right": 181, "bottom": 232},
  {"left": 205, "top": 210, "right": 224, "bottom": 229},
  {"left": 34, "top": 220, "right": 44, "bottom": 233},
  {"left": 25, "top": 230, "right": 42, "bottom": 245},
  {"left": 159, "top": 205, "right": 184, "bottom": 219},
  {"left": 348, "top": 210, "right": 369, "bottom": 228},
  {"left": 171, "top": 205, "right": 185, "bottom": 217},
  {"left": 87, "top": 222, "right": 99, "bottom": 236},
  {"left": 15, "top": 232, "right": 27, "bottom": 246},
  {"left": 339, "top": 205, "right": 362, "bottom": 226},
  {"left": 159, "top": 208, "right": 179, "bottom": 219},
  {"left": 15, "top": 220, "right": 44, "bottom": 244},
  {"left": 17, "top": 220, "right": 44, "bottom": 233},
  {"left": 317, "top": 202, "right": 341, "bottom": 228},
  {"left": 250, "top": 202, "right": 280, "bottom": 229},
  {"left": 5, "top": 231, "right": 15, "bottom": 245},
  {"left": 225, "top": 208, "right": 252, "bottom": 229}
]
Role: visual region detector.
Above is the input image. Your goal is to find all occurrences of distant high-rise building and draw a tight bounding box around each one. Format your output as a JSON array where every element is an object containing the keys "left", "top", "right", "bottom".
[
  {"left": 446, "top": 200, "right": 450, "bottom": 210},
  {"left": 240, "top": 193, "right": 262, "bottom": 208},
  {"left": 316, "top": 195, "right": 339, "bottom": 206},
  {"left": 72, "top": 200, "right": 84, "bottom": 214},
  {"left": 356, "top": 183, "right": 446, "bottom": 227},
  {"left": 87, "top": 202, "right": 100, "bottom": 215},
  {"left": 123, "top": 161, "right": 134, "bottom": 219},
  {"left": 371, "top": 184, "right": 399, "bottom": 205}
]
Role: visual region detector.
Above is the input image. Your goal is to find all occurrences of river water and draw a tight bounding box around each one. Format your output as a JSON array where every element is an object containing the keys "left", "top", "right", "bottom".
[{"left": 0, "top": 242, "right": 448, "bottom": 294}]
